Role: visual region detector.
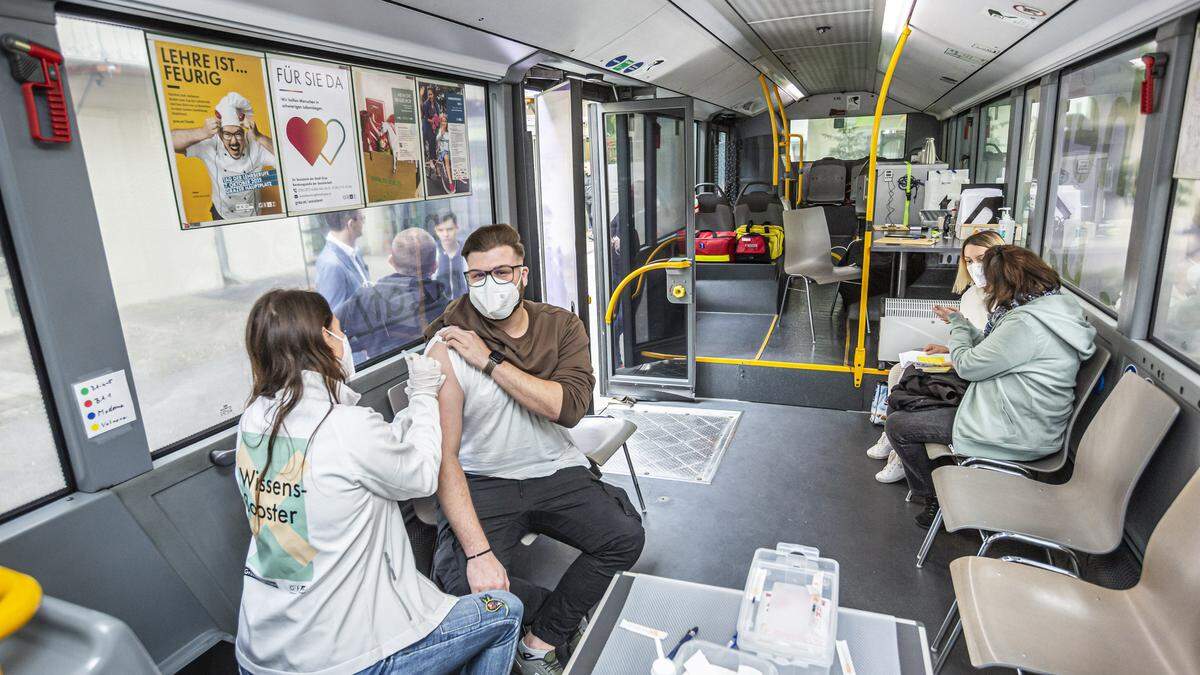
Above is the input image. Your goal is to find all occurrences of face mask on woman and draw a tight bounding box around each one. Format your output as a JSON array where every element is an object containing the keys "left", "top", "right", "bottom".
[
  {"left": 469, "top": 277, "right": 522, "bottom": 320},
  {"left": 968, "top": 261, "right": 987, "bottom": 288},
  {"left": 325, "top": 328, "right": 356, "bottom": 379}
]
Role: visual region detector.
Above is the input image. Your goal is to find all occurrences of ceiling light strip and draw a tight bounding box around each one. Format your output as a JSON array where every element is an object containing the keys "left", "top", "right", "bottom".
[{"left": 747, "top": 8, "right": 871, "bottom": 25}]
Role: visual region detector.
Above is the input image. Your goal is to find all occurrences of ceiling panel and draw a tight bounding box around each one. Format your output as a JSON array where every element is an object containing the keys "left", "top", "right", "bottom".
[
  {"left": 396, "top": 0, "right": 667, "bottom": 62},
  {"left": 781, "top": 41, "right": 872, "bottom": 93},
  {"left": 732, "top": 0, "right": 872, "bottom": 24},
  {"left": 751, "top": 10, "right": 872, "bottom": 49}
]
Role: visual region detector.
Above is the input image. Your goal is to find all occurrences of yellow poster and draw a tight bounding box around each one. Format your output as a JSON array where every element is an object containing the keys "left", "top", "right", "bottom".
[{"left": 147, "top": 35, "right": 284, "bottom": 229}]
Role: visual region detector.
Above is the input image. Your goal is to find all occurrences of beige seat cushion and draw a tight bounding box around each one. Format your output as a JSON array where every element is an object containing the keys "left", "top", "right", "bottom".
[
  {"left": 925, "top": 443, "right": 953, "bottom": 461},
  {"left": 933, "top": 465, "right": 1118, "bottom": 553},
  {"left": 952, "top": 556, "right": 1167, "bottom": 674}
]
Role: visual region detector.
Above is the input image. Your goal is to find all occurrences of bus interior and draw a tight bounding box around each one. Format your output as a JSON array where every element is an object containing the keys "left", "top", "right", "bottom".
[{"left": 1, "top": 0, "right": 1199, "bottom": 673}]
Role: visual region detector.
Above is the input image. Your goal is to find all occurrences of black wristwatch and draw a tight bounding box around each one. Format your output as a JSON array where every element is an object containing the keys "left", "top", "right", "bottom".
[{"left": 483, "top": 349, "right": 506, "bottom": 376}]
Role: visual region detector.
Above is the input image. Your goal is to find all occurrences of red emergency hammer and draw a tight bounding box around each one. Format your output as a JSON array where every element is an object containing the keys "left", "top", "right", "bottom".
[{"left": 2, "top": 34, "right": 71, "bottom": 144}]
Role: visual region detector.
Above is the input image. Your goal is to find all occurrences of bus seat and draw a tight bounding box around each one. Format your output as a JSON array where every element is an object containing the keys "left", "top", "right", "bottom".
[
  {"left": 0, "top": 594, "right": 158, "bottom": 675},
  {"left": 802, "top": 158, "right": 849, "bottom": 205},
  {"left": 946, "top": 463, "right": 1200, "bottom": 674},
  {"left": 734, "top": 189, "right": 783, "bottom": 227},
  {"left": 696, "top": 192, "right": 733, "bottom": 231}
]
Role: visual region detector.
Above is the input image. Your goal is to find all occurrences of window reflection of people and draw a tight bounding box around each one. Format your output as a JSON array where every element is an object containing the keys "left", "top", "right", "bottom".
[
  {"left": 336, "top": 228, "right": 449, "bottom": 360},
  {"left": 433, "top": 212, "right": 468, "bottom": 298},
  {"left": 314, "top": 210, "right": 369, "bottom": 313},
  {"left": 171, "top": 92, "right": 275, "bottom": 221}
]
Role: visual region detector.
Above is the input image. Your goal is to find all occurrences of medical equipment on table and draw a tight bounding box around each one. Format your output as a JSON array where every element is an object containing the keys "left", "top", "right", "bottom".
[{"left": 737, "top": 543, "right": 840, "bottom": 670}]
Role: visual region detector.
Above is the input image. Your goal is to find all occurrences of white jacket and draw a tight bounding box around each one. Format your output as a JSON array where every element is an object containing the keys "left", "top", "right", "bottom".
[{"left": 234, "top": 371, "right": 455, "bottom": 675}]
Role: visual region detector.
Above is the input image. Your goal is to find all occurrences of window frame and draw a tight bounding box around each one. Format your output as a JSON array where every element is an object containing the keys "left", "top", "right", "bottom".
[
  {"left": 0, "top": 191, "right": 75, "bottom": 523},
  {"left": 1036, "top": 31, "right": 1160, "bottom": 318},
  {"left": 976, "top": 92, "right": 1015, "bottom": 185},
  {"left": 59, "top": 9, "right": 499, "bottom": 459}
]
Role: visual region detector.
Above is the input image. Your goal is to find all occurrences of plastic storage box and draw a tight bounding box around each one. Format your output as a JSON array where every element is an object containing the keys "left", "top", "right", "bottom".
[
  {"left": 737, "top": 543, "right": 840, "bottom": 670},
  {"left": 673, "top": 640, "right": 779, "bottom": 675}
]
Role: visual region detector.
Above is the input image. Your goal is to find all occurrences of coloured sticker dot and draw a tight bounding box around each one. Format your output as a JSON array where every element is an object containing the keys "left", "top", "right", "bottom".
[
  {"left": 80, "top": 387, "right": 89, "bottom": 395},
  {"left": 84, "top": 400, "right": 92, "bottom": 408},
  {"left": 87, "top": 412, "right": 96, "bottom": 420},
  {"left": 90, "top": 424, "right": 99, "bottom": 432}
]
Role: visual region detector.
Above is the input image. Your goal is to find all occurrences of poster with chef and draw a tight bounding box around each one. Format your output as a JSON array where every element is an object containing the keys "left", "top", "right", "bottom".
[
  {"left": 351, "top": 66, "right": 423, "bottom": 205},
  {"left": 147, "top": 35, "right": 283, "bottom": 229},
  {"left": 417, "top": 79, "right": 472, "bottom": 198},
  {"left": 266, "top": 54, "right": 364, "bottom": 215}
]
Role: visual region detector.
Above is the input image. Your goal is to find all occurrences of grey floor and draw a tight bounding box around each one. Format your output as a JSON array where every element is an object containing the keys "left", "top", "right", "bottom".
[{"left": 521, "top": 397, "right": 983, "bottom": 674}]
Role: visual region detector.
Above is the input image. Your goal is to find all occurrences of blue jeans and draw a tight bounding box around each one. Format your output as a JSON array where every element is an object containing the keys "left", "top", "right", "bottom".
[
  {"left": 240, "top": 592, "right": 522, "bottom": 675},
  {"left": 359, "top": 592, "right": 522, "bottom": 675}
]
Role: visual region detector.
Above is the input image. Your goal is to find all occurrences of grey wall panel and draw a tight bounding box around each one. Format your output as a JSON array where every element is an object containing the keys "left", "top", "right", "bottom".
[{"left": 0, "top": 492, "right": 217, "bottom": 666}]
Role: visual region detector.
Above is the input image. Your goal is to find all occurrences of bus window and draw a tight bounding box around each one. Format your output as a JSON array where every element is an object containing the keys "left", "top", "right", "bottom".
[
  {"left": 979, "top": 97, "right": 1011, "bottom": 183},
  {"left": 1153, "top": 179, "right": 1200, "bottom": 364},
  {"left": 1013, "top": 84, "right": 1042, "bottom": 228},
  {"left": 0, "top": 247, "right": 67, "bottom": 518},
  {"left": 1042, "top": 39, "right": 1154, "bottom": 311},
  {"left": 58, "top": 16, "right": 493, "bottom": 452},
  {"left": 789, "top": 114, "right": 907, "bottom": 161}
]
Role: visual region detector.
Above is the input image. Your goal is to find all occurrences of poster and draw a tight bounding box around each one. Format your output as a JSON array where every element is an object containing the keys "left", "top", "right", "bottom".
[
  {"left": 351, "top": 67, "right": 423, "bottom": 204},
  {"left": 267, "top": 55, "right": 364, "bottom": 215},
  {"left": 147, "top": 35, "right": 283, "bottom": 228},
  {"left": 417, "top": 79, "right": 472, "bottom": 198}
]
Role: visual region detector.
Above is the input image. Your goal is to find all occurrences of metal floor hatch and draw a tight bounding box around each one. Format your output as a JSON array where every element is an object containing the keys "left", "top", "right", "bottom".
[{"left": 598, "top": 405, "right": 741, "bottom": 484}]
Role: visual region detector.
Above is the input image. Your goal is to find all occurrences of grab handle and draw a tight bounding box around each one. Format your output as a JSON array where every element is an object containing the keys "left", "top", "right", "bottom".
[{"left": 605, "top": 259, "right": 691, "bottom": 325}]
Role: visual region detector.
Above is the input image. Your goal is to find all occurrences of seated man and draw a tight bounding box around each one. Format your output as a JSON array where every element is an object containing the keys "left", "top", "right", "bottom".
[{"left": 426, "top": 224, "right": 645, "bottom": 675}]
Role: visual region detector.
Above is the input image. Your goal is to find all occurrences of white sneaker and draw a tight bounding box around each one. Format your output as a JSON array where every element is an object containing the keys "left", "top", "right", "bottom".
[
  {"left": 875, "top": 451, "right": 906, "bottom": 483},
  {"left": 866, "top": 431, "right": 892, "bottom": 459}
]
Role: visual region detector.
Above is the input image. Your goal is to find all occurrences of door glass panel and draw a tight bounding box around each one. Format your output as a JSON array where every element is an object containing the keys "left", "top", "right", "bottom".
[
  {"left": 535, "top": 83, "right": 581, "bottom": 314},
  {"left": 602, "top": 110, "right": 689, "bottom": 383}
]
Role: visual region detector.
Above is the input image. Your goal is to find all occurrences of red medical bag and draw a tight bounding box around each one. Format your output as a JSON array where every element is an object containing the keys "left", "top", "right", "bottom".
[{"left": 695, "top": 230, "right": 737, "bottom": 262}]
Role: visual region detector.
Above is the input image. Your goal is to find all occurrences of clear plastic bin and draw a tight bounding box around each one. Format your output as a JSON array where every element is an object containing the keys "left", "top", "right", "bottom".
[
  {"left": 737, "top": 543, "right": 840, "bottom": 670},
  {"left": 673, "top": 640, "right": 779, "bottom": 675}
]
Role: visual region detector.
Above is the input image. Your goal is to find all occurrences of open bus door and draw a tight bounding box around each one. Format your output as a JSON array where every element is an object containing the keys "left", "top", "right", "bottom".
[{"left": 590, "top": 98, "right": 696, "bottom": 401}]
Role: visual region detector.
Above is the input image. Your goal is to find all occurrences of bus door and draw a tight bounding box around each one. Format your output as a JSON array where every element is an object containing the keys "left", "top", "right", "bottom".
[{"left": 590, "top": 98, "right": 696, "bottom": 400}]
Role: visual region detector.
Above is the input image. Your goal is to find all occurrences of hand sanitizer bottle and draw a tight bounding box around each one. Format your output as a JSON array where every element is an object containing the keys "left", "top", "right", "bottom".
[{"left": 997, "top": 207, "right": 1015, "bottom": 244}]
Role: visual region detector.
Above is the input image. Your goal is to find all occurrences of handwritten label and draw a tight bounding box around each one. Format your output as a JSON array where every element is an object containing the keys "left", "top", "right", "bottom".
[{"left": 73, "top": 370, "right": 137, "bottom": 439}]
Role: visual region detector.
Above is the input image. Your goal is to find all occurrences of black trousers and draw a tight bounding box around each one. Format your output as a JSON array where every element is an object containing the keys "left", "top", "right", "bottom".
[
  {"left": 432, "top": 466, "right": 645, "bottom": 647},
  {"left": 885, "top": 407, "right": 957, "bottom": 499}
]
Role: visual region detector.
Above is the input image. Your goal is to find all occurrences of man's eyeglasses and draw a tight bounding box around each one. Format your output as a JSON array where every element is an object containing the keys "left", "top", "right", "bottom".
[{"left": 464, "top": 265, "right": 525, "bottom": 287}]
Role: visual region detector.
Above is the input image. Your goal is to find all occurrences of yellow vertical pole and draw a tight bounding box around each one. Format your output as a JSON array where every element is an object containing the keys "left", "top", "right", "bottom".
[
  {"left": 758, "top": 75, "right": 780, "bottom": 188},
  {"left": 854, "top": 24, "right": 912, "bottom": 387}
]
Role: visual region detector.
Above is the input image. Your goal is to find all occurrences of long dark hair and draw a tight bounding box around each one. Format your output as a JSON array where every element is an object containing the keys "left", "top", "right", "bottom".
[
  {"left": 243, "top": 289, "right": 345, "bottom": 513},
  {"left": 981, "top": 245, "right": 1061, "bottom": 309}
]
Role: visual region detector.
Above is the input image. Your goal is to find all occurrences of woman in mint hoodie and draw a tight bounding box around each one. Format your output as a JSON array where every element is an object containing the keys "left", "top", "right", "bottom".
[{"left": 887, "top": 246, "right": 1097, "bottom": 528}]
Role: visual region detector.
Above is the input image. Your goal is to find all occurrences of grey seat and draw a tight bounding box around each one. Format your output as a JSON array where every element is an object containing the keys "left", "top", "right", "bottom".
[
  {"left": 695, "top": 183, "right": 734, "bottom": 231},
  {"left": 848, "top": 159, "right": 869, "bottom": 218},
  {"left": 921, "top": 345, "right": 1111, "bottom": 471},
  {"left": 915, "top": 346, "right": 1112, "bottom": 548},
  {"left": 733, "top": 184, "right": 783, "bottom": 227},
  {"left": 921, "top": 373, "right": 1181, "bottom": 672},
  {"left": 780, "top": 207, "right": 863, "bottom": 342},
  {"left": 802, "top": 157, "right": 848, "bottom": 205},
  {"left": 943, "top": 463, "right": 1200, "bottom": 674}
]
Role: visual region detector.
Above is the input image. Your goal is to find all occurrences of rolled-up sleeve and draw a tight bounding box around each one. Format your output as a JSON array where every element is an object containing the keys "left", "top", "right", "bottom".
[{"left": 552, "top": 315, "right": 596, "bottom": 428}]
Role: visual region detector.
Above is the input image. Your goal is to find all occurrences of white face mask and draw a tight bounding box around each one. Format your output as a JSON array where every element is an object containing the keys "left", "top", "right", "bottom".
[
  {"left": 968, "top": 262, "right": 987, "bottom": 288},
  {"left": 325, "top": 328, "right": 355, "bottom": 380},
  {"left": 469, "top": 276, "right": 522, "bottom": 320}
]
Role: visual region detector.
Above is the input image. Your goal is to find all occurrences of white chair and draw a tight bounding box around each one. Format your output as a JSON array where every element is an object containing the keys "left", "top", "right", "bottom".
[
  {"left": 780, "top": 207, "right": 863, "bottom": 341},
  {"left": 570, "top": 414, "right": 646, "bottom": 513}
]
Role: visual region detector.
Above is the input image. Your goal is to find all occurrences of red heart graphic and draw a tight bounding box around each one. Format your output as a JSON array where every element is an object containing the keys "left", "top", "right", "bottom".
[{"left": 286, "top": 117, "right": 328, "bottom": 166}]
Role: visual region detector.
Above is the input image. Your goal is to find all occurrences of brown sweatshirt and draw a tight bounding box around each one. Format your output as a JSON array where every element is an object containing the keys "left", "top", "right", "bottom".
[{"left": 425, "top": 298, "right": 595, "bottom": 427}]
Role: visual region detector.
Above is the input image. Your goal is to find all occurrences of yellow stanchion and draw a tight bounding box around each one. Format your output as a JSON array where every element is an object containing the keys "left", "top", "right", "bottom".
[
  {"left": 854, "top": 21, "right": 913, "bottom": 388},
  {"left": 758, "top": 75, "right": 781, "bottom": 188},
  {"left": 633, "top": 234, "right": 683, "bottom": 299}
]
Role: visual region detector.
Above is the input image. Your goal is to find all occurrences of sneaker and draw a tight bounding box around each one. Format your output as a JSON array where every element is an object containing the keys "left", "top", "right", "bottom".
[
  {"left": 515, "top": 648, "right": 563, "bottom": 675},
  {"left": 916, "top": 497, "right": 940, "bottom": 529},
  {"left": 875, "top": 451, "right": 906, "bottom": 483},
  {"left": 866, "top": 431, "right": 892, "bottom": 459}
]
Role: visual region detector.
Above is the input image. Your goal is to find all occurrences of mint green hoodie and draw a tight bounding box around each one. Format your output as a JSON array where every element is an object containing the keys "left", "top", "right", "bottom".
[{"left": 947, "top": 293, "right": 1097, "bottom": 461}]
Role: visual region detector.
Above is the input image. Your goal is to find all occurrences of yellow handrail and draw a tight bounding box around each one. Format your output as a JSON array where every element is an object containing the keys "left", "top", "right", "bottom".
[
  {"left": 854, "top": 19, "right": 913, "bottom": 387},
  {"left": 633, "top": 234, "right": 683, "bottom": 298},
  {"left": 758, "top": 75, "right": 781, "bottom": 188},
  {"left": 0, "top": 566, "right": 42, "bottom": 640},
  {"left": 605, "top": 260, "right": 691, "bottom": 325}
]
